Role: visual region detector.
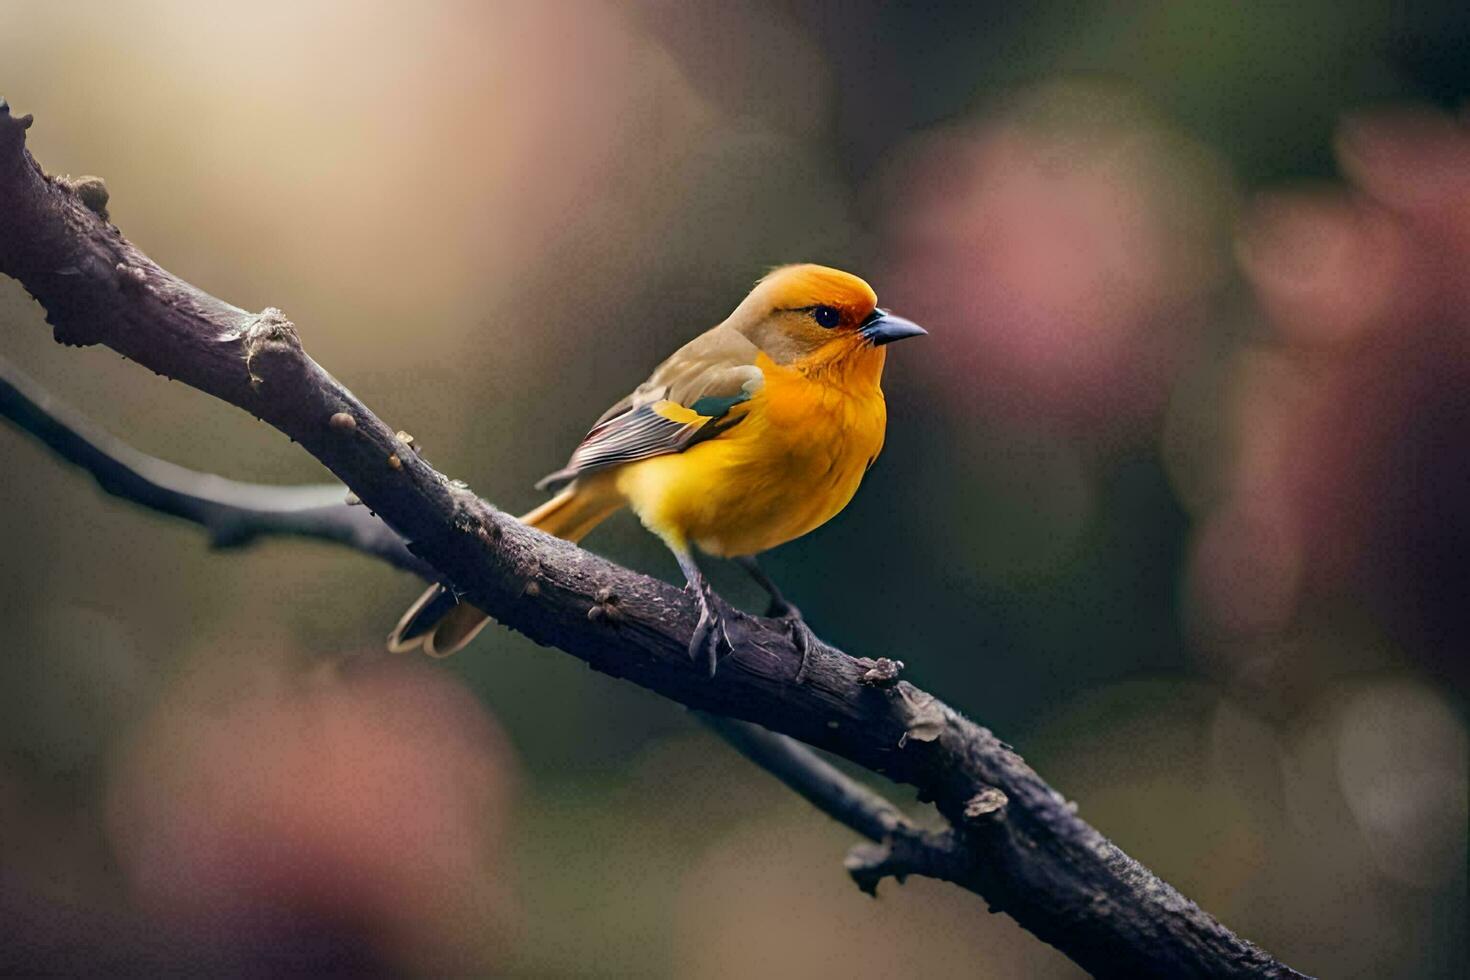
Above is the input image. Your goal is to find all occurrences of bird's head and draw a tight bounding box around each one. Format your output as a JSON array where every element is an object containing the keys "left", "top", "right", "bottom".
[{"left": 727, "top": 264, "right": 926, "bottom": 367}]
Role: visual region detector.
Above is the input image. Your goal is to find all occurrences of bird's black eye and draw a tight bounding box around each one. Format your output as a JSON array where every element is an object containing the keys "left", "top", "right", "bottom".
[{"left": 812, "top": 305, "right": 840, "bottom": 329}]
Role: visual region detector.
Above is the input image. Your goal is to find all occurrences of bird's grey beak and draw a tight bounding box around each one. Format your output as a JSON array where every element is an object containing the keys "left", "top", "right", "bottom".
[{"left": 859, "top": 309, "right": 927, "bottom": 346}]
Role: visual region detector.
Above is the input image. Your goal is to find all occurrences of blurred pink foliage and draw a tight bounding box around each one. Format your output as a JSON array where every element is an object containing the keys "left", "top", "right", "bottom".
[
  {"left": 1196, "top": 106, "right": 1470, "bottom": 692},
  {"left": 880, "top": 83, "right": 1232, "bottom": 442},
  {"left": 105, "top": 654, "right": 517, "bottom": 973}
]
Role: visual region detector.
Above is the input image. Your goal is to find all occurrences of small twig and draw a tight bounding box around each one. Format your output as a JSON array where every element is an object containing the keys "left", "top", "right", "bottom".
[
  {"left": 700, "top": 712, "right": 971, "bottom": 895},
  {"left": 844, "top": 829, "right": 965, "bottom": 898},
  {"left": 700, "top": 712, "right": 910, "bottom": 843},
  {"left": 0, "top": 358, "right": 432, "bottom": 577}
]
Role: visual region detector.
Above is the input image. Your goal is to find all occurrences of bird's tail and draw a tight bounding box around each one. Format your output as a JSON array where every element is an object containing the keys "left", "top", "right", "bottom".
[{"left": 386, "top": 475, "right": 622, "bottom": 657}]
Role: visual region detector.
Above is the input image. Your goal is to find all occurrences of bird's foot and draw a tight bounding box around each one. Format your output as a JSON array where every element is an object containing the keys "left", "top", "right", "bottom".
[
  {"left": 687, "top": 582, "right": 733, "bottom": 678},
  {"left": 767, "top": 602, "right": 818, "bottom": 682}
]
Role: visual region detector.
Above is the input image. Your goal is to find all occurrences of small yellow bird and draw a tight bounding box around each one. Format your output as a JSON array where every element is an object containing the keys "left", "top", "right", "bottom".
[{"left": 388, "top": 264, "right": 925, "bottom": 674}]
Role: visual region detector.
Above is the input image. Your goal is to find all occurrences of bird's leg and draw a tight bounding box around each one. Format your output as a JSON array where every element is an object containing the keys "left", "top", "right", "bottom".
[
  {"left": 674, "top": 547, "right": 730, "bottom": 678},
  {"left": 733, "top": 555, "right": 801, "bottom": 620},
  {"left": 734, "top": 555, "right": 816, "bottom": 675}
]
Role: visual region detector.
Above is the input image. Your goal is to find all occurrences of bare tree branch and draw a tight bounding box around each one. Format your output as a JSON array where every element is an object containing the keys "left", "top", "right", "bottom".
[
  {"left": 0, "top": 99, "right": 1309, "bottom": 979},
  {"left": 0, "top": 352, "right": 959, "bottom": 892},
  {"left": 697, "top": 712, "right": 966, "bottom": 893},
  {"left": 0, "top": 356, "right": 432, "bottom": 575}
]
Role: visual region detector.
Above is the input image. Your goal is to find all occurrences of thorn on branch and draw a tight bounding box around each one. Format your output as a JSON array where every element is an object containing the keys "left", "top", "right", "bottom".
[
  {"left": 328, "top": 411, "right": 357, "bottom": 432},
  {"left": 386, "top": 453, "right": 402, "bottom": 470}
]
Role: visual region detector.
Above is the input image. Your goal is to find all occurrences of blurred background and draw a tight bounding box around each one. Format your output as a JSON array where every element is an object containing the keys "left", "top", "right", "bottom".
[{"left": 1, "top": 2, "right": 1467, "bottom": 976}]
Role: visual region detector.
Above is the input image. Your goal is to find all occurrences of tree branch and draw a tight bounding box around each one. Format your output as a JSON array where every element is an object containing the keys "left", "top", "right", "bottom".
[
  {"left": 0, "top": 356, "right": 432, "bottom": 575},
  {"left": 0, "top": 99, "right": 1308, "bottom": 979},
  {"left": 697, "top": 712, "right": 966, "bottom": 894},
  {"left": 0, "top": 352, "right": 961, "bottom": 895}
]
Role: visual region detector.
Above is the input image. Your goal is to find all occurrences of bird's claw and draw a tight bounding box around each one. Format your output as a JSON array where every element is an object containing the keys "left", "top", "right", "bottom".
[
  {"left": 688, "top": 583, "right": 732, "bottom": 678},
  {"left": 768, "top": 604, "right": 817, "bottom": 682},
  {"left": 767, "top": 600, "right": 810, "bottom": 645}
]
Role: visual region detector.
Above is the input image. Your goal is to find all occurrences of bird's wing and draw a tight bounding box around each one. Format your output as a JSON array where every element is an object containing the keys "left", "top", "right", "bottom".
[{"left": 535, "top": 325, "right": 764, "bottom": 491}]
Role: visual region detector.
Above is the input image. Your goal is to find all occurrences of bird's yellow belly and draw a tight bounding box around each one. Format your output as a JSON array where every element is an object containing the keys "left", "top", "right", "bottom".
[{"left": 614, "top": 382, "right": 886, "bottom": 558}]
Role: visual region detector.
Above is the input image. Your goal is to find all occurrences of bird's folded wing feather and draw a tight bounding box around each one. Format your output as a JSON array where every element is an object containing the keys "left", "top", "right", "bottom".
[{"left": 535, "top": 325, "right": 763, "bottom": 491}]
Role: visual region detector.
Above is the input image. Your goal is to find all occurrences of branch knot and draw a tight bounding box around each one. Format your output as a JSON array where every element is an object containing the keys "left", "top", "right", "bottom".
[
  {"left": 859, "top": 656, "right": 904, "bottom": 686},
  {"left": 241, "top": 307, "right": 301, "bottom": 388},
  {"left": 963, "top": 787, "right": 1008, "bottom": 820},
  {"left": 61, "top": 174, "right": 109, "bottom": 220}
]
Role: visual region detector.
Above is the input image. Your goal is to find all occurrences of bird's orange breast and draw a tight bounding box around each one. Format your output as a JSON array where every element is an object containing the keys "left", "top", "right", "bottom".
[{"left": 614, "top": 346, "right": 888, "bottom": 557}]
